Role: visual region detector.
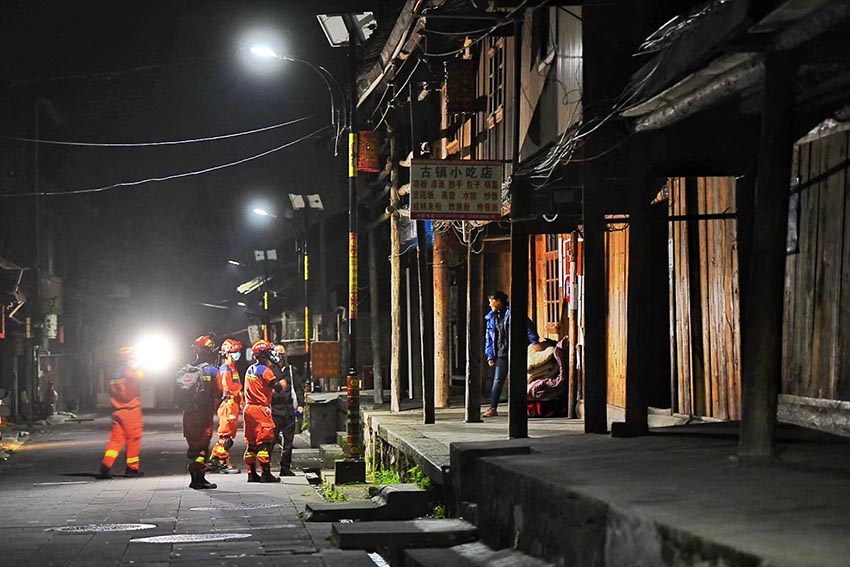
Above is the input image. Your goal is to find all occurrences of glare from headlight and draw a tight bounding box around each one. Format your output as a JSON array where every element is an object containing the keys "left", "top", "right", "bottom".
[{"left": 135, "top": 332, "right": 177, "bottom": 374}]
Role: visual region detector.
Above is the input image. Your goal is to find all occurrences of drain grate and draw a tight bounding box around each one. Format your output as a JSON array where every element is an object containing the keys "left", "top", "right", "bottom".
[
  {"left": 131, "top": 533, "right": 252, "bottom": 544},
  {"left": 48, "top": 523, "right": 156, "bottom": 533},
  {"left": 189, "top": 503, "right": 281, "bottom": 511}
]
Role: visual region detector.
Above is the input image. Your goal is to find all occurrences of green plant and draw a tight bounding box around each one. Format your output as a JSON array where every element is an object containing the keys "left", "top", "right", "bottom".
[
  {"left": 319, "top": 481, "right": 348, "bottom": 502},
  {"left": 406, "top": 465, "right": 432, "bottom": 491},
  {"left": 371, "top": 467, "right": 401, "bottom": 485},
  {"left": 433, "top": 504, "right": 446, "bottom": 518}
]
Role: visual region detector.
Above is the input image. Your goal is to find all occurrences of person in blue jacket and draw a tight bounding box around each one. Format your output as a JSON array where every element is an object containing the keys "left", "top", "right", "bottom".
[{"left": 483, "top": 290, "right": 541, "bottom": 417}]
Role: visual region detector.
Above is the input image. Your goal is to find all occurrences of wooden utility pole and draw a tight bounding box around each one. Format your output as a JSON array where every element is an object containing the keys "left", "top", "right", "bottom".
[
  {"left": 388, "top": 129, "right": 403, "bottom": 413},
  {"left": 465, "top": 225, "right": 483, "bottom": 423},
  {"left": 368, "top": 223, "right": 384, "bottom": 405},
  {"left": 433, "top": 230, "right": 451, "bottom": 408},
  {"left": 739, "top": 53, "right": 797, "bottom": 459}
]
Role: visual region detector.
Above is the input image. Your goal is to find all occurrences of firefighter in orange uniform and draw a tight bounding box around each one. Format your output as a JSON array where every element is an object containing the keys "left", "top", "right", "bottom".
[
  {"left": 97, "top": 346, "right": 144, "bottom": 479},
  {"left": 243, "top": 339, "right": 283, "bottom": 483},
  {"left": 183, "top": 335, "right": 221, "bottom": 490},
  {"left": 209, "top": 338, "right": 243, "bottom": 474}
]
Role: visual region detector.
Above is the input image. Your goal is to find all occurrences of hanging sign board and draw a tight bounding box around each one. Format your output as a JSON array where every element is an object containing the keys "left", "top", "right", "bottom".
[{"left": 409, "top": 159, "right": 503, "bottom": 221}]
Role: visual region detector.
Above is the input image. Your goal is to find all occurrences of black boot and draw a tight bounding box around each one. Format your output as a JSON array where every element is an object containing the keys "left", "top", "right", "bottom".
[
  {"left": 189, "top": 470, "right": 217, "bottom": 490},
  {"left": 124, "top": 468, "right": 144, "bottom": 478},
  {"left": 278, "top": 464, "right": 295, "bottom": 477},
  {"left": 95, "top": 463, "right": 112, "bottom": 480},
  {"left": 260, "top": 466, "right": 280, "bottom": 483},
  {"left": 247, "top": 464, "right": 261, "bottom": 483}
]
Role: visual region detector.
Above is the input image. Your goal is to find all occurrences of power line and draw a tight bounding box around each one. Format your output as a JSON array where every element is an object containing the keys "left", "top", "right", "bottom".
[
  {"left": 0, "top": 124, "right": 331, "bottom": 198},
  {"left": 0, "top": 115, "right": 316, "bottom": 147}
]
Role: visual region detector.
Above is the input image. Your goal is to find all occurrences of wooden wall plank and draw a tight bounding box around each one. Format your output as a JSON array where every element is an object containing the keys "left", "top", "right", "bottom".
[
  {"left": 798, "top": 139, "right": 819, "bottom": 396},
  {"left": 782, "top": 146, "right": 802, "bottom": 394},
  {"left": 812, "top": 132, "right": 846, "bottom": 399},
  {"left": 728, "top": 177, "right": 742, "bottom": 420},
  {"left": 838, "top": 131, "right": 850, "bottom": 401}
]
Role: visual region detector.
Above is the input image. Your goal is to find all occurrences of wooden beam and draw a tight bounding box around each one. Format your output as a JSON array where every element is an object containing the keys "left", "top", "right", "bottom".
[
  {"left": 739, "top": 52, "right": 798, "bottom": 459},
  {"left": 433, "top": 231, "right": 451, "bottom": 408}
]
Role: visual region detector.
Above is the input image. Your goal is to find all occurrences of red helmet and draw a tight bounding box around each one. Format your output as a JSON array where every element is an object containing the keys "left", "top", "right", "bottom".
[
  {"left": 251, "top": 339, "right": 272, "bottom": 357},
  {"left": 192, "top": 334, "right": 216, "bottom": 353},
  {"left": 220, "top": 338, "right": 243, "bottom": 355}
]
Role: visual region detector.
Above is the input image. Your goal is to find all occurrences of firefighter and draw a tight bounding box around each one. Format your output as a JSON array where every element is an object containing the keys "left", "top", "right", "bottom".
[
  {"left": 270, "top": 342, "right": 302, "bottom": 477},
  {"left": 97, "top": 346, "right": 144, "bottom": 479},
  {"left": 182, "top": 334, "right": 221, "bottom": 490},
  {"left": 243, "top": 339, "right": 283, "bottom": 483},
  {"left": 209, "top": 338, "right": 243, "bottom": 474}
]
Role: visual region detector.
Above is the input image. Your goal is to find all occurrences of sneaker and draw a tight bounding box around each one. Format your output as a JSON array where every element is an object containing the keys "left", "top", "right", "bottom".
[
  {"left": 482, "top": 407, "right": 499, "bottom": 418},
  {"left": 124, "top": 469, "right": 144, "bottom": 478},
  {"left": 219, "top": 465, "right": 241, "bottom": 474}
]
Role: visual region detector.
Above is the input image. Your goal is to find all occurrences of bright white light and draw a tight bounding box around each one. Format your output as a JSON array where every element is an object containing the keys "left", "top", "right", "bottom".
[
  {"left": 250, "top": 45, "right": 279, "bottom": 60},
  {"left": 135, "top": 332, "right": 177, "bottom": 374},
  {"left": 253, "top": 207, "right": 276, "bottom": 218},
  {"left": 237, "top": 301, "right": 247, "bottom": 307},
  {"left": 228, "top": 260, "right": 242, "bottom": 266}
]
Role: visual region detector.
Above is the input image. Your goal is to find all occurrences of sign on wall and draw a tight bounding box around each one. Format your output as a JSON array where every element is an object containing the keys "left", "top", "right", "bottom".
[{"left": 410, "top": 159, "right": 503, "bottom": 221}]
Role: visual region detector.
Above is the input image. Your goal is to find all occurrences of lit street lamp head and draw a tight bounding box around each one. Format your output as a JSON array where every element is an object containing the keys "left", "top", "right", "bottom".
[
  {"left": 250, "top": 45, "right": 281, "bottom": 60},
  {"left": 252, "top": 207, "right": 276, "bottom": 218}
]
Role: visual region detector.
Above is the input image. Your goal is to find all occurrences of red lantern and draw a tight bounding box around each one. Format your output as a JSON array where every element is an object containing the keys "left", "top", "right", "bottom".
[{"left": 357, "top": 130, "right": 380, "bottom": 173}]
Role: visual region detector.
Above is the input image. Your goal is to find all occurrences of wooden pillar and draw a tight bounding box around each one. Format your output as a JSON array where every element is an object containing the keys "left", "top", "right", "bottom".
[
  {"left": 613, "top": 183, "right": 651, "bottom": 437},
  {"left": 508, "top": 16, "right": 527, "bottom": 440},
  {"left": 433, "top": 230, "right": 451, "bottom": 408},
  {"left": 465, "top": 227, "right": 484, "bottom": 423},
  {"left": 582, "top": 191, "right": 608, "bottom": 433},
  {"left": 567, "top": 232, "right": 579, "bottom": 419},
  {"left": 509, "top": 225, "right": 529, "bottom": 439},
  {"left": 739, "top": 53, "right": 797, "bottom": 459},
  {"left": 417, "top": 222, "right": 436, "bottom": 424},
  {"left": 368, "top": 224, "right": 384, "bottom": 405},
  {"left": 388, "top": 130, "right": 403, "bottom": 413}
]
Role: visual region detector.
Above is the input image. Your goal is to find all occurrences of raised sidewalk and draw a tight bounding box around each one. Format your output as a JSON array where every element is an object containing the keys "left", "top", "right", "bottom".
[{"left": 364, "top": 404, "right": 850, "bottom": 567}]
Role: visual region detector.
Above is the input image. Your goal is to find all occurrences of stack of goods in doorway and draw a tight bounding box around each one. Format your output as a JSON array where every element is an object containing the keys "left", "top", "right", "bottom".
[{"left": 526, "top": 339, "right": 568, "bottom": 417}]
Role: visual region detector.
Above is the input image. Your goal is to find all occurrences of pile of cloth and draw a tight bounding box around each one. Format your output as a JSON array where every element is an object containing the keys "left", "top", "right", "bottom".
[{"left": 527, "top": 337, "right": 567, "bottom": 402}]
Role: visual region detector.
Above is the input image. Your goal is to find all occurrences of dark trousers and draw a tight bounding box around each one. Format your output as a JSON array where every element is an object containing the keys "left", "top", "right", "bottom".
[{"left": 271, "top": 412, "right": 296, "bottom": 468}]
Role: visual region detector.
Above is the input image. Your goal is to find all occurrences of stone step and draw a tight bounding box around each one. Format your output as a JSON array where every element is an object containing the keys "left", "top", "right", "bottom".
[
  {"left": 316, "top": 549, "right": 382, "bottom": 567},
  {"left": 405, "top": 542, "right": 555, "bottom": 567},
  {"left": 331, "top": 518, "right": 478, "bottom": 550},
  {"left": 319, "top": 444, "right": 345, "bottom": 468},
  {"left": 304, "top": 483, "right": 431, "bottom": 522}
]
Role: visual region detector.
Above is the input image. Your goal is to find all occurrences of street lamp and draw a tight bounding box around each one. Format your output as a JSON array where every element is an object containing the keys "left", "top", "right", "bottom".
[
  {"left": 289, "top": 193, "right": 324, "bottom": 390},
  {"left": 252, "top": 207, "right": 276, "bottom": 218},
  {"left": 249, "top": 44, "right": 344, "bottom": 130},
  {"left": 316, "top": 10, "right": 374, "bottom": 481}
]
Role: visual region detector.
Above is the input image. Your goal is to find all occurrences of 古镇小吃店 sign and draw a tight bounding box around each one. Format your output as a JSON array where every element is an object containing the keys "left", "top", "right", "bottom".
[{"left": 410, "top": 159, "right": 503, "bottom": 221}]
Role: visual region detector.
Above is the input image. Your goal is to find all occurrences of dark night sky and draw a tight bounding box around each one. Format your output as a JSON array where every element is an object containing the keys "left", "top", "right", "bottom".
[{"left": 0, "top": 2, "right": 354, "bottom": 345}]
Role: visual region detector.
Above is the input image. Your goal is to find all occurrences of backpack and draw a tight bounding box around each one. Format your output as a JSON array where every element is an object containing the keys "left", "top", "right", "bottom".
[{"left": 174, "top": 363, "right": 206, "bottom": 411}]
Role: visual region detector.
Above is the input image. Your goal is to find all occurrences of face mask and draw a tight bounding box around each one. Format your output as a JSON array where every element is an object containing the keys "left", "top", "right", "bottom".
[
  {"left": 270, "top": 352, "right": 281, "bottom": 365},
  {"left": 231, "top": 351, "right": 241, "bottom": 362}
]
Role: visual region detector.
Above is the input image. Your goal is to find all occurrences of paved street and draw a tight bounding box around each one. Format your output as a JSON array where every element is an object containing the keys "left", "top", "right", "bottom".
[{"left": 0, "top": 410, "right": 361, "bottom": 567}]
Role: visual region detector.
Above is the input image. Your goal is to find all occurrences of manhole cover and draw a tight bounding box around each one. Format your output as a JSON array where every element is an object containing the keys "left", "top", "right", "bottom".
[
  {"left": 189, "top": 503, "right": 281, "bottom": 511},
  {"left": 131, "top": 533, "right": 252, "bottom": 544},
  {"left": 48, "top": 523, "right": 157, "bottom": 533}
]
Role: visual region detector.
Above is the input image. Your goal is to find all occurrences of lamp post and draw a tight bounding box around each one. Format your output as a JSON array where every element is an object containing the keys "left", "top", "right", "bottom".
[
  {"left": 288, "top": 193, "right": 324, "bottom": 390},
  {"left": 316, "top": 10, "right": 375, "bottom": 483}
]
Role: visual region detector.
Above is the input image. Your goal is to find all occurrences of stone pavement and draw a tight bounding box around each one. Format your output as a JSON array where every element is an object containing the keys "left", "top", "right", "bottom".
[{"left": 0, "top": 410, "right": 373, "bottom": 567}]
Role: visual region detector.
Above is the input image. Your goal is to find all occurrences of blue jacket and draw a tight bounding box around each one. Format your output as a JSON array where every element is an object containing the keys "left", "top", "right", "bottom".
[{"left": 484, "top": 306, "right": 540, "bottom": 361}]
